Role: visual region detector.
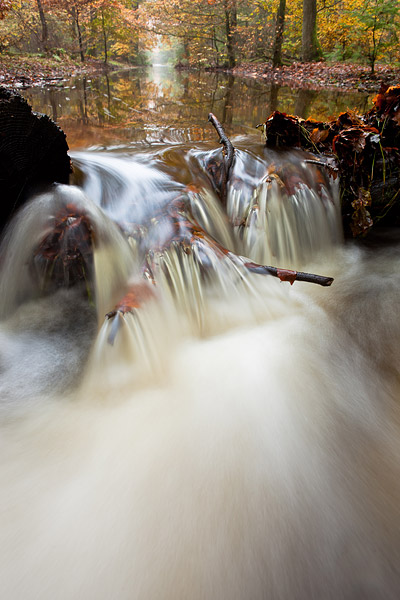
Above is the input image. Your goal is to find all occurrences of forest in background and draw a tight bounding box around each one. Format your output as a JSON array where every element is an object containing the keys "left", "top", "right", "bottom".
[{"left": 0, "top": 0, "right": 399, "bottom": 75}]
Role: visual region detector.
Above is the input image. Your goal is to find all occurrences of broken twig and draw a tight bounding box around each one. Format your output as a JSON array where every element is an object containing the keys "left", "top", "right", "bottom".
[
  {"left": 243, "top": 262, "right": 334, "bottom": 286},
  {"left": 208, "top": 112, "right": 235, "bottom": 175},
  {"left": 207, "top": 112, "right": 235, "bottom": 204}
]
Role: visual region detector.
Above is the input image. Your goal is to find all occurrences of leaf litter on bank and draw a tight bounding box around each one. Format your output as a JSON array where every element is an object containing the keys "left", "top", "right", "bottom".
[
  {"left": 0, "top": 55, "right": 112, "bottom": 88},
  {"left": 233, "top": 61, "right": 400, "bottom": 93}
]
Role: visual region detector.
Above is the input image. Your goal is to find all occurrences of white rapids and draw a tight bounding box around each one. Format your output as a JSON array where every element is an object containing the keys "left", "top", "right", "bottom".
[{"left": 0, "top": 145, "right": 399, "bottom": 600}]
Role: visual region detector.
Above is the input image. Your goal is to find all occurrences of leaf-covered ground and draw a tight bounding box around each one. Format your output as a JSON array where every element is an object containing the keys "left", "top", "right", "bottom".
[
  {"left": 233, "top": 62, "right": 400, "bottom": 93},
  {"left": 0, "top": 55, "right": 113, "bottom": 88}
]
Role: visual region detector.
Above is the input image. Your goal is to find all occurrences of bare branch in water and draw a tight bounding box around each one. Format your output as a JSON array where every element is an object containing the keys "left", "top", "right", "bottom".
[
  {"left": 104, "top": 197, "right": 334, "bottom": 339},
  {"left": 207, "top": 112, "right": 235, "bottom": 204},
  {"left": 208, "top": 112, "right": 235, "bottom": 175},
  {"left": 148, "top": 198, "right": 334, "bottom": 288},
  {"left": 243, "top": 262, "right": 334, "bottom": 286},
  {"left": 106, "top": 281, "right": 156, "bottom": 319},
  {"left": 304, "top": 158, "right": 339, "bottom": 174}
]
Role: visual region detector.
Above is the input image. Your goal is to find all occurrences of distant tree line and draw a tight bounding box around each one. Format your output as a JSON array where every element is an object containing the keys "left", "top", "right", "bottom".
[
  {"left": 0, "top": 0, "right": 399, "bottom": 73},
  {"left": 0, "top": 0, "right": 144, "bottom": 65}
]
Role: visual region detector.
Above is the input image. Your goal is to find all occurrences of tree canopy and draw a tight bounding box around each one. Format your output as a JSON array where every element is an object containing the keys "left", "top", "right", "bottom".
[{"left": 0, "top": 0, "right": 399, "bottom": 72}]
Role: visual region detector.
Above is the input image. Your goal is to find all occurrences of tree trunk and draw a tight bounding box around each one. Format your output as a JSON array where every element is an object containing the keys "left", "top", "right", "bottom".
[
  {"left": 272, "top": 0, "right": 286, "bottom": 68},
  {"left": 36, "top": 0, "right": 48, "bottom": 52},
  {"left": 183, "top": 36, "right": 190, "bottom": 63},
  {"left": 212, "top": 27, "right": 219, "bottom": 67},
  {"left": 130, "top": 0, "right": 140, "bottom": 61},
  {"left": 224, "top": 0, "right": 236, "bottom": 69},
  {"left": 370, "top": 19, "right": 377, "bottom": 74},
  {"left": 301, "top": 0, "right": 321, "bottom": 62},
  {"left": 75, "top": 9, "right": 85, "bottom": 63},
  {"left": 101, "top": 9, "right": 108, "bottom": 64}
]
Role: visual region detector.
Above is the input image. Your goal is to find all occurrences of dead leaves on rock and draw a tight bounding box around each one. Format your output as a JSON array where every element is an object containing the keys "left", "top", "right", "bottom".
[
  {"left": 33, "top": 203, "right": 94, "bottom": 291},
  {"left": 261, "top": 86, "right": 400, "bottom": 235},
  {"left": 106, "top": 281, "right": 156, "bottom": 318}
]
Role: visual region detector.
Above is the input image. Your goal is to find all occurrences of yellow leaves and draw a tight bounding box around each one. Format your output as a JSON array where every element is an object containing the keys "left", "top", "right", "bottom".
[
  {"left": 0, "top": 0, "right": 12, "bottom": 20},
  {"left": 310, "top": 127, "right": 329, "bottom": 143},
  {"left": 109, "top": 40, "right": 131, "bottom": 56},
  {"left": 317, "top": 0, "right": 359, "bottom": 53}
]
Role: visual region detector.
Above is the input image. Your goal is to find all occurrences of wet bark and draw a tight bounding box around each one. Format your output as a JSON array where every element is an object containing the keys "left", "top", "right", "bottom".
[
  {"left": 0, "top": 87, "right": 71, "bottom": 230},
  {"left": 207, "top": 112, "right": 235, "bottom": 204}
]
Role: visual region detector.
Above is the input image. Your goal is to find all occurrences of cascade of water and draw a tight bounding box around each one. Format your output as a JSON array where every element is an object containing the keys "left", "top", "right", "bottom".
[
  {"left": 0, "top": 184, "right": 134, "bottom": 323},
  {"left": 227, "top": 148, "right": 342, "bottom": 266},
  {"left": 72, "top": 150, "right": 263, "bottom": 337},
  {"left": 72, "top": 151, "right": 183, "bottom": 229},
  {"left": 1, "top": 143, "right": 399, "bottom": 600}
]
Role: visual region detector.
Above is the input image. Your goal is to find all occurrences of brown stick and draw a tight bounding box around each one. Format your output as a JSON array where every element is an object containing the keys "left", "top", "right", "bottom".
[
  {"left": 243, "top": 261, "right": 334, "bottom": 286},
  {"left": 208, "top": 112, "right": 235, "bottom": 175},
  {"left": 152, "top": 197, "right": 334, "bottom": 287},
  {"left": 207, "top": 113, "right": 235, "bottom": 205}
]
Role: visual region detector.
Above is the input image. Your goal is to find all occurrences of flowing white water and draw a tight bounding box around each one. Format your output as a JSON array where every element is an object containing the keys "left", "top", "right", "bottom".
[{"left": 0, "top": 145, "right": 399, "bottom": 599}]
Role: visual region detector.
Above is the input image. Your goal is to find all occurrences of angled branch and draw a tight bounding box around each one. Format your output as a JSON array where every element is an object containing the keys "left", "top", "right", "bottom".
[
  {"left": 243, "top": 262, "right": 334, "bottom": 286},
  {"left": 207, "top": 112, "right": 235, "bottom": 204},
  {"left": 208, "top": 112, "right": 235, "bottom": 174},
  {"left": 149, "top": 197, "right": 334, "bottom": 288}
]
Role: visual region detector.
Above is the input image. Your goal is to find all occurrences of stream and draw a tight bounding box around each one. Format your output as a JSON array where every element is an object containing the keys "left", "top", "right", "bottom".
[{"left": 0, "top": 67, "right": 399, "bottom": 599}]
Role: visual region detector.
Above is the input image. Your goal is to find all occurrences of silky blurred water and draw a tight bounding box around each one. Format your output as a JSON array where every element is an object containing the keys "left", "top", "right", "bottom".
[{"left": 0, "top": 104, "right": 399, "bottom": 599}]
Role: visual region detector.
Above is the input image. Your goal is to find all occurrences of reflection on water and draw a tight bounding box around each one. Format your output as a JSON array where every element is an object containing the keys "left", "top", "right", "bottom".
[{"left": 21, "top": 66, "right": 371, "bottom": 148}]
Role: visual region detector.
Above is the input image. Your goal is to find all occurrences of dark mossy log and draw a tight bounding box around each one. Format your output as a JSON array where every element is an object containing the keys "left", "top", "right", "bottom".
[
  {"left": 259, "top": 85, "right": 400, "bottom": 236},
  {"left": 0, "top": 87, "right": 72, "bottom": 230}
]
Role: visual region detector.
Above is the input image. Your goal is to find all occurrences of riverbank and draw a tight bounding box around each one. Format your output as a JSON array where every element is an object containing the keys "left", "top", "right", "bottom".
[
  {"left": 1, "top": 53, "right": 399, "bottom": 94},
  {"left": 233, "top": 61, "right": 400, "bottom": 93},
  {"left": 0, "top": 55, "right": 123, "bottom": 88}
]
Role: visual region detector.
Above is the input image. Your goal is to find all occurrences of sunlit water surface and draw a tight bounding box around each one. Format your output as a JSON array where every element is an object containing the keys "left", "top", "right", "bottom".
[
  {"left": 1, "top": 71, "right": 399, "bottom": 599},
  {"left": 20, "top": 65, "right": 371, "bottom": 148}
]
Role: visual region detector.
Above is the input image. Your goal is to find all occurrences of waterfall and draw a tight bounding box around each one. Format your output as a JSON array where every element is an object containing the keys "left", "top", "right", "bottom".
[{"left": 0, "top": 143, "right": 399, "bottom": 600}]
